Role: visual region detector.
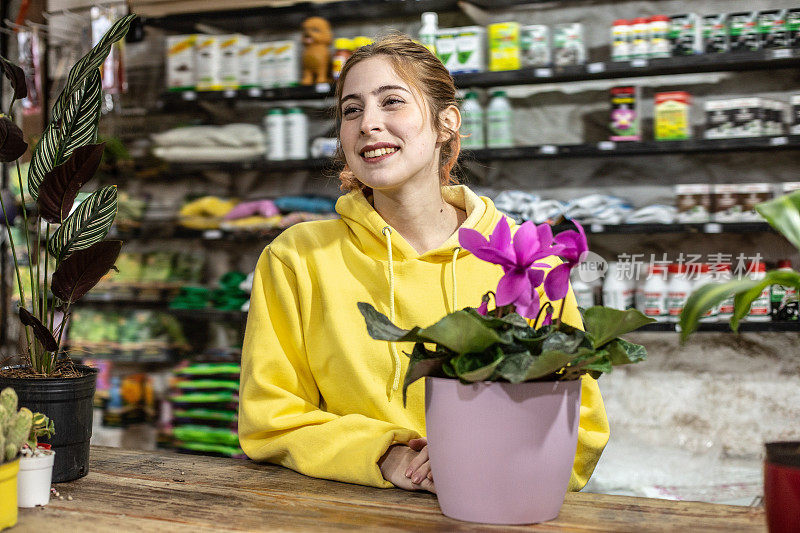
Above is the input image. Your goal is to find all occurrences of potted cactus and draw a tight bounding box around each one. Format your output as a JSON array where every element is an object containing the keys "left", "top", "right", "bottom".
[{"left": 0, "top": 14, "right": 136, "bottom": 482}]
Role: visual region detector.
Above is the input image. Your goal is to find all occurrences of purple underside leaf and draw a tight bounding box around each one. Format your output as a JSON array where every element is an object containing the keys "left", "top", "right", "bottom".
[
  {"left": 37, "top": 143, "right": 105, "bottom": 223},
  {"left": 544, "top": 262, "right": 572, "bottom": 301},
  {"left": 0, "top": 116, "right": 28, "bottom": 162},
  {"left": 0, "top": 57, "right": 27, "bottom": 100},
  {"left": 18, "top": 307, "right": 58, "bottom": 352},
  {"left": 51, "top": 240, "right": 122, "bottom": 304}
]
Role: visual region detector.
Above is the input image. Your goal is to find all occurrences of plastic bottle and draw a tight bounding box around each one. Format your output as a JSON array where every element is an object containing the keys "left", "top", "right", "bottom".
[
  {"left": 716, "top": 263, "right": 735, "bottom": 322},
  {"left": 571, "top": 275, "right": 595, "bottom": 309},
  {"left": 460, "top": 91, "right": 485, "bottom": 149},
  {"left": 640, "top": 264, "right": 669, "bottom": 322},
  {"left": 486, "top": 90, "right": 513, "bottom": 148},
  {"left": 666, "top": 263, "right": 692, "bottom": 322},
  {"left": 603, "top": 262, "right": 634, "bottom": 310},
  {"left": 631, "top": 17, "right": 651, "bottom": 59},
  {"left": 284, "top": 107, "right": 308, "bottom": 160},
  {"left": 649, "top": 15, "right": 671, "bottom": 58},
  {"left": 770, "top": 260, "right": 795, "bottom": 319},
  {"left": 265, "top": 108, "right": 286, "bottom": 160},
  {"left": 419, "top": 12, "right": 439, "bottom": 55},
  {"left": 695, "top": 264, "right": 718, "bottom": 322},
  {"left": 611, "top": 19, "right": 631, "bottom": 62},
  {"left": 331, "top": 38, "right": 353, "bottom": 81},
  {"left": 747, "top": 261, "right": 771, "bottom": 321}
]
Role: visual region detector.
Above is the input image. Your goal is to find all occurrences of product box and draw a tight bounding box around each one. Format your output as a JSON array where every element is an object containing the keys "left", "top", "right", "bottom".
[
  {"left": 731, "top": 98, "right": 765, "bottom": 137},
  {"left": 740, "top": 183, "right": 773, "bottom": 222},
  {"left": 609, "top": 86, "right": 640, "bottom": 141},
  {"left": 792, "top": 95, "right": 800, "bottom": 135},
  {"left": 435, "top": 29, "right": 458, "bottom": 72},
  {"left": 655, "top": 91, "right": 692, "bottom": 140},
  {"left": 789, "top": 9, "right": 800, "bottom": 48},
  {"left": 782, "top": 182, "right": 800, "bottom": 194},
  {"left": 272, "top": 40, "right": 299, "bottom": 87},
  {"left": 763, "top": 99, "right": 789, "bottom": 136},
  {"left": 454, "top": 26, "right": 485, "bottom": 73},
  {"left": 704, "top": 100, "right": 733, "bottom": 139},
  {"left": 238, "top": 40, "right": 259, "bottom": 88},
  {"left": 195, "top": 36, "right": 221, "bottom": 91},
  {"left": 675, "top": 184, "right": 712, "bottom": 223},
  {"left": 703, "top": 14, "right": 729, "bottom": 53},
  {"left": 488, "top": 22, "right": 521, "bottom": 71},
  {"left": 256, "top": 43, "right": 275, "bottom": 88},
  {"left": 729, "top": 11, "right": 760, "bottom": 52},
  {"left": 520, "top": 24, "right": 550, "bottom": 67},
  {"left": 669, "top": 13, "right": 702, "bottom": 56},
  {"left": 712, "top": 184, "right": 742, "bottom": 222},
  {"left": 166, "top": 35, "right": 196, "bottom": 91},
  {"left": 218, "top": 34, "right": 247, "bottom": 90},
  {"left": 759, "top": 9, "right": 789, "bottom": 49},
  {"left": 553, "top": 23, "right": 586, "bottom": 66}
]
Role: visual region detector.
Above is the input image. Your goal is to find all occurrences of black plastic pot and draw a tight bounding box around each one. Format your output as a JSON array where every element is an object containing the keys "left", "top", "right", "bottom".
[{"left": 0, "top": 364, "right": 98, "bottom": 483}]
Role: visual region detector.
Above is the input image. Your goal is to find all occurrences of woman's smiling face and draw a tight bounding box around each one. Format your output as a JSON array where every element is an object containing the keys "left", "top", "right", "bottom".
[{"left": 339, "top": 56, "right": 444, "bottom": 193}]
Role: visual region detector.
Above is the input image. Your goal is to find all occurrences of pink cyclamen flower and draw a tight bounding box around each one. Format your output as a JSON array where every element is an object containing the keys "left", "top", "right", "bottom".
[
  {"left": 476, "top": 299, "right": 489, "bottom": 316},
  {"left": 460, "top": 219, "right": 559, "bottom": 319},
  {"left": 543, "top": 221, "right": 589, "bottom": 301},
  {"left": 541, "top": 305, "right": 554, "bottom": 326}
]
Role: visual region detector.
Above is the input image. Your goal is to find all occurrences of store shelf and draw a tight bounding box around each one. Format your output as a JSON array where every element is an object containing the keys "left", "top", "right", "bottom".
[
  {"left": 159, "top": 49, "right": 800, "bottom": 107},
  {"left": 110, "top": 225, "right": 282, "bottom": 242},
  {"left": 639, "top": 321, "right": 800, "bottom": 333},
  {"left": 71, "top": 296, "right": 246, "bottom": 322},
  {"left": 573, "top": 222, "right": 774, "bottom": 235}
]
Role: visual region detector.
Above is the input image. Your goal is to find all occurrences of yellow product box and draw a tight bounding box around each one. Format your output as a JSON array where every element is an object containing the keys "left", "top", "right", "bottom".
[
  {"left": 165, "top": 34, "right": 196, "bottom": 91},
  {"left": 488, "top": 22, "right": 521, "bottom": 71},
  {"left": 218, "top": 34, "right": 249, "bottom": 90},
  {"left": 655, "top": 91, "right": 692, "bottom": 140},
  {"left": 195, "top": 36, "right": 221, "bottom": 91}
]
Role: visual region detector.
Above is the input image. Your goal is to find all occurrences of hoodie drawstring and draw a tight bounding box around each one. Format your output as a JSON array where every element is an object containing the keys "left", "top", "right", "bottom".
[
  {"left": 382, "top": 227, "right": 401, "bottom": 400},
  {"left": 451, "top": 247, "right": 460, "bottom": 312}
]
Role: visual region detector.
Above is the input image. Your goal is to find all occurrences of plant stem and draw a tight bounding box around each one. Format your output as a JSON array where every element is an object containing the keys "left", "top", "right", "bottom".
[
  {"left": 0, "top": 188, "right": 33, "bottom": 354},
  {"left": 556, "top": 297, "right": 567, "bottom": 329},
  {"left": 533, "top": 302, "right": 553, "bottom": 328}
]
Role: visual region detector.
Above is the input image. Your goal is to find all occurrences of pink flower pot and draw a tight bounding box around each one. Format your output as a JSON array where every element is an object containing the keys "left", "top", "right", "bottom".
[{"left": 425, "top": 377, "right": 582, "bottom": 525}]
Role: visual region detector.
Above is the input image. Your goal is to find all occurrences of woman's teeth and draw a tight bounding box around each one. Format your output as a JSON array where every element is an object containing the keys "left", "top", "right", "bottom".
[{"left": 362, "top": 147, "right": 397, "bottom": 159}]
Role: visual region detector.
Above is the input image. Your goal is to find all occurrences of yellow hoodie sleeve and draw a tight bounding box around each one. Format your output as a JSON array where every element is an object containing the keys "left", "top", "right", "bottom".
[
  {"left": 238, "top": 248, "right": 420, "bottom": 488},
  {"left": 551, "top": 285, "right": 611, "bottom": 491}
]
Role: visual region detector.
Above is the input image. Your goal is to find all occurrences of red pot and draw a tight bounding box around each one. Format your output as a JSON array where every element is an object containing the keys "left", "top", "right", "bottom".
[{"left": 764, "top": 442, "right": 800, "bottom": 533}]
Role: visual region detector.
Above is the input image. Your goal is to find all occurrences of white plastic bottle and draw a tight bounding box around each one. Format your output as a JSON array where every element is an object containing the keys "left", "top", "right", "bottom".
[
  {"left": 486, "top": 90, "right": 513, "bottom": 148},
  {"left": 611, "top": 19, "right": 631, "bottom": 62},
  {"left": 265, "top": 108, "right": 286, "bottom": 160},
  {"left": 716, "top": 263, "right": 735, "bottom": 322},
  {"left": 571, "top": 275, "right": 595, "bottom": 309},
  {"left": 666, "top": 263, "right": 692, "bottom": 322},
  {"left": 631, "top": 17, "right": 650, "bottom": 60},
  {"left": 641, "top": 264, "right": 669, "bottom": 322},
  {"left": 648, "top": 15, "right": 671, "bottom": 58},
  {"left": 695, "top": 264, "right": 718, "bottom": 322},
  {"left": 747, "top": 261, "right": 771, "bottom": 322},
  {"left": 460, "top": 91, "right": 485, "bottom": 149},
  {"left": 284, "top": 107, "right": 308, "bottom": 160},
  {"left": 771, "top": 259, "right": 796, "bottom": 319},
  {"left": 603, "top": 262, "right": 634, "bottom": 310},
  {"left": 419, "top": 12, "right": 438, "bottom": 55}
]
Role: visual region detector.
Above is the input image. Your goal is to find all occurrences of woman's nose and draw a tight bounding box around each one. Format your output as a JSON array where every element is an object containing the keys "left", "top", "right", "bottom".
[{"left": 359, "top": 105, "right": 383, "bottom": 135}]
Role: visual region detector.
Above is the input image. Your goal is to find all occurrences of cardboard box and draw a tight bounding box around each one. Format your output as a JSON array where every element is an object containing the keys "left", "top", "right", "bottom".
[
  {"left": 553, "top": 23, "right": 586, "bottom": 66},
  {"left": 669, "top": 13, "right": 702, "bottom": 56},
  {"left": 729, "top": 11, "right": 760, "bottom": 52},
  {"left": 488, "top": 22, "right": 521, "bottom": 71},
  {"left": 195, "top": 36, "right": 221, "bottom": 91},
  {"left": 165, "top": 34, "right": 196, "bottom": 91},
  {"left": 521, "top": 25, "right": 550, "bottom": 67},
  {"left": 655, "top": 91, "right": 691, "bottom": 141},
  {"left": 610, "top": 86, "right": 640, "bottom": 141},
  {"left": 454, "top": 26, "right": 485, "bottom": 74}
]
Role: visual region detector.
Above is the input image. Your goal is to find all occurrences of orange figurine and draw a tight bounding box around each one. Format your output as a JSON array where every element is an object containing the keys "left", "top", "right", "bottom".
[{"left": 301, "top": 17, "right": 333, "bottom": 85}]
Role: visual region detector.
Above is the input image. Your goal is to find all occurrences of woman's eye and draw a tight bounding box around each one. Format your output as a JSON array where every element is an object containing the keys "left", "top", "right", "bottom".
[
  {"left": 384, "top": 98, "right": 404, "bottom": 106},
  {"left": 342, "top": 107, "right": 360, "bottom": 116}
]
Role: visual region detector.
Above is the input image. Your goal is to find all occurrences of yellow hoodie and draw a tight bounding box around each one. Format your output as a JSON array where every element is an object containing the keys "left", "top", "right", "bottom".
[{"left": 239, "top": 185, "right": 610, "bottom": 490}]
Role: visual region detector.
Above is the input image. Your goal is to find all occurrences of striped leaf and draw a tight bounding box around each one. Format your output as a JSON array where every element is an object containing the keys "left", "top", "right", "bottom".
[
  {"left": 48, "top": 185, "right": 118, "bottom": 262},
  {"left": 28, "top": 71, "right": 101, "bottom": 201},
  {"left": 51, "top": 14, "right": 136, "bottom": 122}
]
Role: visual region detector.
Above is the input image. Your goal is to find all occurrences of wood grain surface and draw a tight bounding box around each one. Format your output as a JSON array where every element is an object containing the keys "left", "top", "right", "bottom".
[{"left": 14, "top": 446, "right": 766, "bottom": 532}]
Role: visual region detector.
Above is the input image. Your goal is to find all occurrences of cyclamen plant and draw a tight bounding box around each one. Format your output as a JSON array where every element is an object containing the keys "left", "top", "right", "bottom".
[{"left": 359, "top": 217, "right": 655, "bottom": 405}]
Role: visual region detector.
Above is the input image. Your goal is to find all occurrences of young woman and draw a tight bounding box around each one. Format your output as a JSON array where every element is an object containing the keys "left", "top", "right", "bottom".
[{"left": 238, "top": 34, "right": 609, "bottom": 494}]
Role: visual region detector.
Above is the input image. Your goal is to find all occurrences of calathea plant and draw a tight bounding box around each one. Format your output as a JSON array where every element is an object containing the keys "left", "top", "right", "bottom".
[
  {"left": 0, "top": 15, "right": 136, "bottom": 376},
  {"left": 359, "top": 218, "right": 656, "bottom": 405}
]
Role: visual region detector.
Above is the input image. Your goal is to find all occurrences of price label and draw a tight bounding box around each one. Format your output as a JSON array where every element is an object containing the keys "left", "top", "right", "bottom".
[
  {"left": 587, "top": 62, "right": 606, "bottom": 74},
  {"left": 535, "top": 68, "right": 553, "bottom": 78},
  {"left": 598, "top": 141, "right": 616, "bottom": 151},
  {"left": 539, "top": 145, "right": 557, "bottom": 155},
  {"left": 182, "top": 91, "right": 197, "bottom": 101},
  {"left": 247, "top": 87, "right": 262, "bottom": 97},
  {"left": 770, "top": 136, "right": 788, "bottom": 146},
  {"left": 590, "top": 223, "right": 604, "bottom": 233},
  {"left": 101, "top": 292, "right": 113, "bottom": 302},
  {"left": 223, "top": 89, "right": 237, "bottom": 98},
  {"left": 771, "top": 49, "right": 792, "bottom": 60},
  {"left": 631, "top": 58, "right": 648, "bottom": 68},
  {"left": 203, "top": 230, "right": 223, "bottom": 240},
  {"left": 703, "top": 223, "right": 722, "bottom": 234},
  {"left": 315, "top": 83, "right": 331, "bottom": 93}
]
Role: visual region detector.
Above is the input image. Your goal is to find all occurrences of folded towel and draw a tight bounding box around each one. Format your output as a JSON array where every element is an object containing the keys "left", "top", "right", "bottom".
[
  {"left": 153, "top": 146, "right": 265, "bottom": 163},
  {"left": 151, "top": 124, "right": 266, "bottom": 148}
]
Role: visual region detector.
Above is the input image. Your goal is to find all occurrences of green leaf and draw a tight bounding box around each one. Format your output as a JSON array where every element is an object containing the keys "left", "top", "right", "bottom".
[
  {"left": 51, "top": 240, "right": 122, "bottom": 304},
  {"left": 542, "top": 330, "right": 585, "bottom": 354},
  {"left": 37, "top": 143, "right": 105, "bottom": 223},
  {"left": 0, "top": 56, "right": 26, "bottom": 100},
  {"left": 582, "top": 307, "right": 656, "bottom": 348},
  {"left": 730, "top": 270, "right": 800, "bottom": 332},
  {"left": 50, "top": 15, "right": 136, "bottom": 122},
  {"left": 416, "top": 310, "right": 503, "bottom": 353},
  {"left": 679, "top": 278, "right": 761, "bottom": 341},
  {"left": 28, "top": 71, "right": 102, "bottom": 200},
  {"left": 18, "top": 307, "right": 57, "bottom": 352},
  {"left": 402, "top": 344, "right": 448, "bottom": 406},
  {"left": 357, "top": 302, "right": 426, "bottom": 343},
  {"left": 452, "top": 347, "right": 504, "bottom": 383},
  {"left": 495, "top": 351, "right": 536, "bottom": 383},
  {"left": 756, "top": 190, "right": 800, "bottom": 252},
  {"left": 523, "top": 347, "right": 594, "bottom": 381},
  {"left": 583, "top": 357, "right": 613, "bottom": 374},
  {"left": 606, "top": 338, "right": 648, "bottom": 365},
  {"left": 465, "top": 307, "right": 529, "bottom": 328},
  {"left": 48, "top": 185, "right": 118, "bottom": 262}
]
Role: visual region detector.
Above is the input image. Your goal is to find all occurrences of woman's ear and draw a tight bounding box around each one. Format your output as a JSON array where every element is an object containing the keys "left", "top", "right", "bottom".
[{"left": 437, "top": 104, "right": 461, "bottom": 143}]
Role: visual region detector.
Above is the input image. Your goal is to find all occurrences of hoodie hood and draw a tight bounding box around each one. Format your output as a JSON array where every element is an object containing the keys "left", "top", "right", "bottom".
[{"left": 336, "top": 185, "right": 506, "bottom": 262}]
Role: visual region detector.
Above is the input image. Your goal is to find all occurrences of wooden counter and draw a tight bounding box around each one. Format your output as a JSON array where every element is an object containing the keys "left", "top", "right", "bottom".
[{"left": 15, "top": 446, "right": 766, "bottom": 532}]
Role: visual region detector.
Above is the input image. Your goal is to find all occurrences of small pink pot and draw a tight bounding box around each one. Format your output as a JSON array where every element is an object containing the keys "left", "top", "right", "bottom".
[{"left": 425, "top": 377, "right": 581, "bottom": 525}]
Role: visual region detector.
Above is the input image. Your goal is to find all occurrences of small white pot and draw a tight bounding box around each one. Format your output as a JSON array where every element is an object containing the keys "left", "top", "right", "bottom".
[{"left": 17, "top": 450, "right": 55, "bottom": 508}]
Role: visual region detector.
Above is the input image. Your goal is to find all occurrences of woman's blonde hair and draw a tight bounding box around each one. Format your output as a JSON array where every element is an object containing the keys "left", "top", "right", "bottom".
[{"left": 333, "top": 32, "right": 461, "bottom": 193}]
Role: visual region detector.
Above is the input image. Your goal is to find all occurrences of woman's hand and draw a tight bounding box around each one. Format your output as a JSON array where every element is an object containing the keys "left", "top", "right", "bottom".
[{"left": 378, "top": 439, "right": 435, "bottom": 493}]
